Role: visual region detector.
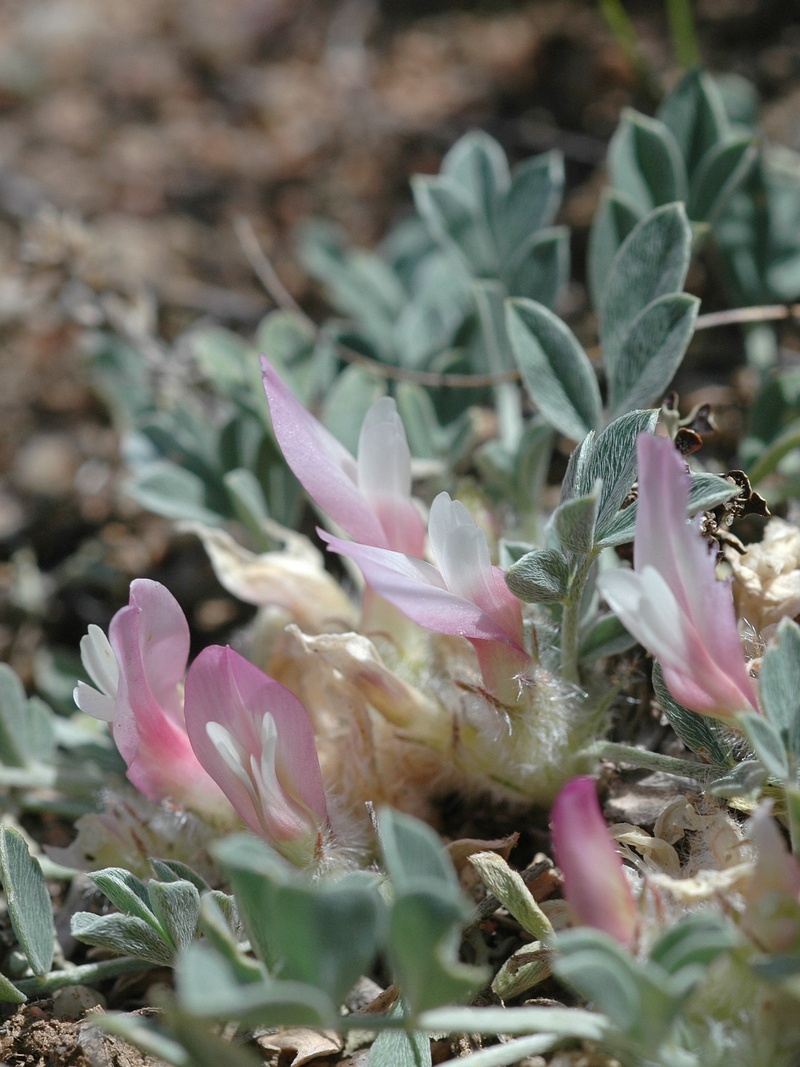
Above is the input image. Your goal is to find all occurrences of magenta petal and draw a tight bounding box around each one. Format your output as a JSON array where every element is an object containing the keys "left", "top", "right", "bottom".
[
  {"left": 262, "top": 358, "right": 389, "bottom": 548},
  {"left": 320, "top": 530, "right": 524, "bottom": 649},
  {"left": 551, "top": 777, "right": 637, "bottom": 947},
  {"left": 184, "top": 646, "right": 328, "bottom": 845}
]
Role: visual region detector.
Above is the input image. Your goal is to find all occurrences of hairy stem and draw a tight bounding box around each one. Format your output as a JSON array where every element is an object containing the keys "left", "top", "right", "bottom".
[
  {"left": 15, "top": 957, "right": 152, "bottom": 996},
  {"left": 560, "top": 554, "right": 595, "bottom": 685},
  {"left": 582, "top": 740, "right": 715, "bottom": 782}
]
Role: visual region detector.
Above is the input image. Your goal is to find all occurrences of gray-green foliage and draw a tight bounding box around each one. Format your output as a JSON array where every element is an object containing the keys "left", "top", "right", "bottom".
[
  {"left": 0, "top": 829, "right": 54, "bottom": 980},
  {"left": 554, "top": 916, "right": 739, "bottom": 1064},
  {"left": 510, "top": 203, "right": 697, "bottom": 443},
  {"left": 71, "top": 864, "right": 205, "bottom": 966}
]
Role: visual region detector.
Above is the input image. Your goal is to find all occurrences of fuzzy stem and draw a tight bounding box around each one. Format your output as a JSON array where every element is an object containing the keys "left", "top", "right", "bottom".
[
  {"left": 15, "top": 957, "right": 152, "bottom": 996},
  {"left": 560, "top": 554, "right": 595, "bottom": 685},
  {"left": 582, "top": 741, "right": 714, "bottom": 782}
]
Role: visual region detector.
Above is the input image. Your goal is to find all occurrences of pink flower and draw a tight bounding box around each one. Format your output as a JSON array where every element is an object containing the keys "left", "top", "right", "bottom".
[
  {"left": 551, "top": 777, "right": 637, "bottom": 947},
  {"left": 74, "top": 580, "right": 230, "bottom": 819},
  {"left": 262, "top": 358, "right": 425, "bottom": 557},
  {"left": 320, "top": 491, "right": 530, "bottom": 700},
  {"left": 184, "top": 645, "right": 329, "bottom": 866},
  {"left": 597, "top": 434, "right": 758, "bottom": 720}
]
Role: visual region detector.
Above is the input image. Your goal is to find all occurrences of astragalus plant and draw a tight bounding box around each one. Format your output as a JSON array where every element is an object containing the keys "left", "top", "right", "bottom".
[{"left": 5, "top": 86, "right": 800, "bottom": 1067}]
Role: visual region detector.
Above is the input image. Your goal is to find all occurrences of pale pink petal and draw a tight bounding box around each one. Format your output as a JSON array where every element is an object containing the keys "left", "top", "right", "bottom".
[
  {"left": 261, "top": 358, "right": 388, "bottom": 548},
  {"left": 107, "top": 580, "right": 227, "bottom": 813},
  {"left": 636, "top": 436, "right": 757, "bottom": 710},
  {"left": 358, "top": 398, "right": 426, "bottom": 556},
  {"left": 428, "top": 493, "right": 524, "bottom": 645},
  {"left": 551, "top": 777, "right": 637, "bottom": 947},
  {"left": 184, "top": 646, "right": 327, "bottom": 845},
  {"left": 320, "top": 530, "right": 524, "bottom": 649}
]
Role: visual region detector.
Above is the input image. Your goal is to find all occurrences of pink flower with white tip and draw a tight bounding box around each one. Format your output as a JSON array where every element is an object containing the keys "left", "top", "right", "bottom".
[
  {"left": 74, "top": 579, "right": 230, "bottom": 820},
  {"left": 597, "top": 433, "right": 758, "bottom": 721},
  {"left": 551, "top": 776, "right": 638, "bottom": 947},
  {"left": 184, "top": 645, "right": 329, "bottom": 867},
  {"left": 262, "top": 357, "right": 425, "bottom": 557},
  {"left": 320, "top": 491, "right": 531, "bottom": 702}
]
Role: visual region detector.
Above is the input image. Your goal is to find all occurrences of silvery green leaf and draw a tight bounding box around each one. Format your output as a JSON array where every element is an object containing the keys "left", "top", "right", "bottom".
[
  {"left": 378, "top": 808, "right": 463, "bottom": 907},
  {"left": 561, "top": 430, "right": 595, "bottom": 504},
  {"left": 191, "top": 327, "right": 252, "bottom": 395},
  {"left": 389, "top": 890, "right": 487, "bottom": 1013},
  {"left": 213, "top": 834, "right": 291, "bottom": 970},
  {"left": 0, "top": 971, "right": 25, "bottom": 1005},
  {"left": 648, "top": 914, "right": 739, "bottom": 976},
  {"left": 505, "top": 548, "right": 570, "bottom": 604},
  {"left": 71, "top": 912, "right": 174, "bottom": 966},
  {"left": 321, "top": 365, "right": 386, "bottom": 454},
  {"left": 491, "top": 943, "right": 551, "bottom": 1002},
  {"left": 441, "top": 129, "right": 511, "bottom": 213},
  {"left": 594, "top": 504, "right": 636, "bottom": 548},
  {"left": 584, "top": 409, "right": 659, "bottom": 534},
  {"left": 198, "top": 894, "right": 262, "bottom": 985},
  {"left": 175, "top": 943, "right": 336, "bottom": 1028},
  {"left": 758, "top": 618, "right": 800, "bottom": 758},
  {"left": 269, "top": 878, "right": 384, "bottom": 1006},
  {"left": 500, "top": 149, "right": 564, "bottom": 257},
  {"left": 148, "top": 879, "right": 201, "bottom": 953},
  {"left": 417, "top": 1005, "right": 609, "bottom": 1041},
  {"left": 223, "top": 469, "right": 273, "bottom": 552},
  {"left": 553, "top": 491, "right": 599, "bottom": 555},
  {"left": 125, "top": 462, "right": 223, "bottom": 526},
  {"left": 709, "top": 760, "right": 768, "bottom": 799},
  {"left": 368, "top": 1025, "right": 432, "bottom": 1067},
  {"left": 739, "top": 713, "right": 790, "bottom": 779},
  {"left": 412, "top": 175, "right": 497, "bottom": 276},
  {"left": 552, "top": 931, "right": 640, "bottom": 1032},
  {"left": 255, "top": 310, "right": 317, "bottom": 403},
  {"left": 609, "top": 294, "right": 699, "bottom": 417},
  {"left": 507, "top": 298, "right": 601, "bottom": 441},
  {"left": 499, "top": 540, "right": 536, "bottom": 568},
  {"left": 608, "top": 108, "right": 688, "bottom": 213},
  {"left": 657, "top": 69, "right": 729, "bottom": 177},
  {"left": 687, "top": 472, "right": 739, "bottom": 512},
  {"left": 0, "top": 665, "right": 37, "bottom": 768},
  {"left": 579, "top": 612, "right": 638, "bottom": 662},
  {"left": 468, "top": 852, "right": 553, "bottom": 942},
  {"left": 90, "top": 868, "right": 160, "bottom": 929},
  {"left": 688, "top": 136, "right": 757, "bottom": 222},
  {"left": 149, "top": 858, "right": 211, "bottom": 893},
  {"left": 0, "top": 829, "right": 54, "bottom": 976},
  {"left": 653, "top": 663, "right": 733, "bottom": 769},
  {"left": 601, "top": 204, "right": 692, "bottom": 383},
  {"left": 394, "top": 382, "right": 449, "bottom": 459},
  {"left": 505, "top": 226, "right": 570, "bottom": 309},
  {"left": 588, "top": 189, "right": 643, "bottom": 311}
]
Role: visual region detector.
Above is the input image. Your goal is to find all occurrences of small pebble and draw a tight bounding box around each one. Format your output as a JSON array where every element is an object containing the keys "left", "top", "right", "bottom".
[{"left": 52, "top": 985, "right": 106, "bottom": 1020}]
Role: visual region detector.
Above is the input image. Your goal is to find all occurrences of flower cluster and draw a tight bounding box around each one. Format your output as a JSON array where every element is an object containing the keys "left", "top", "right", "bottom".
[{"left": 76, "top": 579, "right": 329, "bottom": 867}]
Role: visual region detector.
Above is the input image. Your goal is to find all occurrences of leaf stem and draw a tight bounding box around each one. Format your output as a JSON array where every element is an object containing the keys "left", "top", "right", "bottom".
[
  {"left": 15, "top": 957, "right": 152, "bottom": 996},
  {"left": 581, "top": 740, "right": 714, "bottom": 781},
  {"left": 560, "top": 554, "right": 595, "bottom": 685},
  {"left": 665, "top": 0, "right": 701, "bottom": 69}
]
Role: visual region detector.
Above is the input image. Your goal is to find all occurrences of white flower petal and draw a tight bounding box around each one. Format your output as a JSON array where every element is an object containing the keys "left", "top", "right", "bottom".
[
  {"left": 79, "top": 624, "right": 119, "bottom": 697},
  {"left": 74, "top": 680, "right": 115, "bottom": 722},
  {"left": 357, "top": 397, "right": 412, "bottom": 502}
]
